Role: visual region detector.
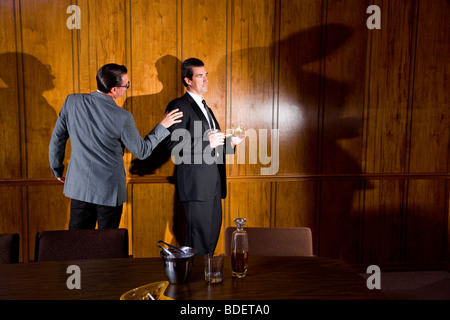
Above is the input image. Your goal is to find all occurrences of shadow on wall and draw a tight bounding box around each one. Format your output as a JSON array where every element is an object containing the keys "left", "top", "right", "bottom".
[
  {"left": 124, "top": 54, "right": 181, "bottom": 177},
  {"left": 0, "top": 52, "right": 57, "bottom": 179},
  {"left": 123, "top": 55, "right": 186, "bottom": 246},
  {"left": 212, "top": 24, "right": 366, "bottom": 262}
]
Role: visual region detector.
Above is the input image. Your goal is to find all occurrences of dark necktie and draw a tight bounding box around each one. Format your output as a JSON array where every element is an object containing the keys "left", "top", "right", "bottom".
[{"left": 202, "top": 99, "right": 215, "bottom": 130}]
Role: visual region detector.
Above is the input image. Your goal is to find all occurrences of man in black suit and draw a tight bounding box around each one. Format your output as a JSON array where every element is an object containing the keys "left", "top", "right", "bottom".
[{"left": 164, "top": 58, "right": 243, "bottom": 255}]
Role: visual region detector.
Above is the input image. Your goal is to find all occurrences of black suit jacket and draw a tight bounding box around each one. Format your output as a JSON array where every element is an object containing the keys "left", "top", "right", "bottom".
[{"left": 164, "top": 93, "right": 233, "bottom": 201}]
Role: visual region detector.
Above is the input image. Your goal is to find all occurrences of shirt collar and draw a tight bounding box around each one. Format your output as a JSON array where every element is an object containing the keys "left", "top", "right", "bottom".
[
  {"left": 186, "top": 90, "right": 205, "bottom": 108},
  {"left": 92, "top": 90, "right": 117, "bottom": 105}
]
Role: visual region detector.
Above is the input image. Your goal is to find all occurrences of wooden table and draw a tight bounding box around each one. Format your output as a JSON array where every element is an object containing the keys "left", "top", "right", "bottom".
[{"left": 0, "top": 256, "right": 383, "bottom": 300}]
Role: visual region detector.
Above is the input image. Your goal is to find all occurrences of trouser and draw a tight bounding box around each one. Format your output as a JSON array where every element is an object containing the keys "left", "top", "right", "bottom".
[
  {"left": 69, "top": 199, "right": 123, "bottom": 229},
  {"left": 182, "top": 177, "right": 223, "bottom": 256}
]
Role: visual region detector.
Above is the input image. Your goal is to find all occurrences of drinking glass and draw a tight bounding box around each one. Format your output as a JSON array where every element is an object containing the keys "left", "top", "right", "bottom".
[
  {"left": 204, "top": 253, "right": 224, "bottom": 283},
  {"left": 232, "top": 122, "right": 247, "bottom": 139},
  {"left": 225, "top": 122, "right": 247, "bottom": 138}
]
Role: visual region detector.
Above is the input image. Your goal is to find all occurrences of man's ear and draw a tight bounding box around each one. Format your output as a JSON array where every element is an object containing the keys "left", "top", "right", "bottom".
[
  {"left": 184, "top": 77, "right": 191, "bottom": 86},
  {"left": 109, "top": 87, "right": 117, "bottom": 97}
]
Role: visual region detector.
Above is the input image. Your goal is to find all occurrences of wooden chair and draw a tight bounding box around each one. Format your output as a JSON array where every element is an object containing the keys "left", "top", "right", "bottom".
[
  {"left": 0, "top": 233, "right": 20, "bottom": 263},
  {"left": 34, "top": 228, "right": 129, "bottom": 262},
  {"left": 224, "top": 227, "right": 313, "bottom": 256}
]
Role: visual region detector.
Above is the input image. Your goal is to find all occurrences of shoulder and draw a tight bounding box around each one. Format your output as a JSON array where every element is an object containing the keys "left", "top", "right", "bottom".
[
  {"left": 64, "top": 93, "right": 87, "bottom": 103},
  {"left": 60, "top": 93, "right": 89, "bottom": 112},
  {"left": 64, "top": 92, "right": 131, "bottom": 118},
  {"left": 64, "top": 92, "right": 101, "bottom": 105},
  {"left": 166, "top": 93, "right": 192, "bottom": 111},
  {"left": 90, "top": 91, "right": 130, "bottom": 115}
]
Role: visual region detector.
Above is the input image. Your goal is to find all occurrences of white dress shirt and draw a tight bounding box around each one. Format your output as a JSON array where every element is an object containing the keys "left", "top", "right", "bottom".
[{"left": 186, "top": 90, "right": 216, "bottom": 130}]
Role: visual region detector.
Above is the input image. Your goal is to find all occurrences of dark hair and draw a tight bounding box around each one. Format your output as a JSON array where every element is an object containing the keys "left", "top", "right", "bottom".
[
  {"left": 96, "top": 63, "right": 128, "bottom": 93},
  {"left": 181, "top": 58, "right": 204, "bottom": 87}
]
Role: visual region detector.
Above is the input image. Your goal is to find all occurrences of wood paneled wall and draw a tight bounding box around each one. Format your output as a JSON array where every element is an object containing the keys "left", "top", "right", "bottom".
[{"left": 0, "top": 0, "right": 448, "bottom": 265}]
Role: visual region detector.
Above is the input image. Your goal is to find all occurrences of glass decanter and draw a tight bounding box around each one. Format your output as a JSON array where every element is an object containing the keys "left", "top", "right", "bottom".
[{"left": 230, "top": 218, "right": 248, "bottom": 278}]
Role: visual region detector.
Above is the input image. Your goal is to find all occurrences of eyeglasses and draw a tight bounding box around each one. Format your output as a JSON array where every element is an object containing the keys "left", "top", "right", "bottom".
[{"left": 116, "top": 81, "right": 131, "bottom": 89}]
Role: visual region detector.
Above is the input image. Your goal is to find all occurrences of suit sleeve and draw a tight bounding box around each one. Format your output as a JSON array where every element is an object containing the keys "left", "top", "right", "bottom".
[
  {"left": 49, "top": 96, "right": 70, "bottom": 178},
  {"left": 121, "top": 113, "right": 170, "bottom": 160}
]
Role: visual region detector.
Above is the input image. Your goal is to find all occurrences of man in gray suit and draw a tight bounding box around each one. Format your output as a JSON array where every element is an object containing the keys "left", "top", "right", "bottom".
[{"left": 49, "top": 63, "right": 182, "bottom": 229}]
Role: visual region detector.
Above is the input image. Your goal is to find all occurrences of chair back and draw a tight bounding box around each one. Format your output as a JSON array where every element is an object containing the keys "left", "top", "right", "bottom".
[
  {"left": 224, "top": 227, "right": 313, "bottom": 256},
  {"left": 35, "top": 229, "right": 129, "bottom": 262},
  {"left": 0, "top": 233, "right": 20, "bottom": 263}
]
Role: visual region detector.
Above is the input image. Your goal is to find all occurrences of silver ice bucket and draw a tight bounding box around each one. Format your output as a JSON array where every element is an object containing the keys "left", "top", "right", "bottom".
[{"left": 159, "top": 244, "right": 197, "bottom": 284}]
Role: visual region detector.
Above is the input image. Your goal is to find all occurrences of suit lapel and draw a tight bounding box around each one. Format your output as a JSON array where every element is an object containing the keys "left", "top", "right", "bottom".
[{"left": 184, "top": 93, "right": 211, "bottom": 132}]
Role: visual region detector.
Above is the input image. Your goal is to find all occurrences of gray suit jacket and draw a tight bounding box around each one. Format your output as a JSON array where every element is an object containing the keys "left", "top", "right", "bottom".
[{"left": 49, "top": 91, "right": 169, "bottom": 206}]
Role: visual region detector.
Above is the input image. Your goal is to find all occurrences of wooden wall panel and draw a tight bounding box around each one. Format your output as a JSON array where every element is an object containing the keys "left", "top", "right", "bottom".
[
  {"left": 408, "top": 0, "right": 449, "bottom": 174},
  {"left": 360, "top": 0, "right": 416, "bottom": 265},
  {"left": 227, "top": 181, "right": 272, "bottom": 226},
  {"left": 405, "top": 180, "right": 447, "bottom": 262},
  {"left": 131, "top": 183, "right": 180, "bottom": 258},
  {"left": 277, "top": 0, "right": 322, "bottom": 175},
  {"left": 0, "top": 0, "right": 448, "bottom": 265},
  {"left": 125, "top": 0, "right": 178, "bottom": 178},
  {"left": 321, "top": 0, "right": 367, "bottom": 175},
  {"left": 13, "top": 0, "right": 73, "bottom": 260},
  {"left": 317, "top": 0, "right": 367, "bottom": 264},
  {"left": 0, "top": 0, "right": 22, "bottom": 179},
  {"left": 227, "top": 0, "right": 277, "bottom": 176},
  {"left": 362, "top": 180, "right": 405, "bottom": 264},
  {"left": 0, "top": 1, "right": 25, "bottom": 261},
  {"left": 318, "top": 180, "right": 364, "bottom": 263},
  {"left": 219, "top": 0, "right": 278, "bottom": 252},
  {"left": 364, "top": 0, "right": 416, "bottom": 174},
  {"left": 274, "top": 181, "right": 317, "bottom": 241},
  {"left": 405, "top": 0, "right": 449, "bottom": 262},
  {"left": 76, "top": 0, "right": 127, "bottom": 97},
  {"left": 20, "top": 0, "right": 72, "bottom": 179}
]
